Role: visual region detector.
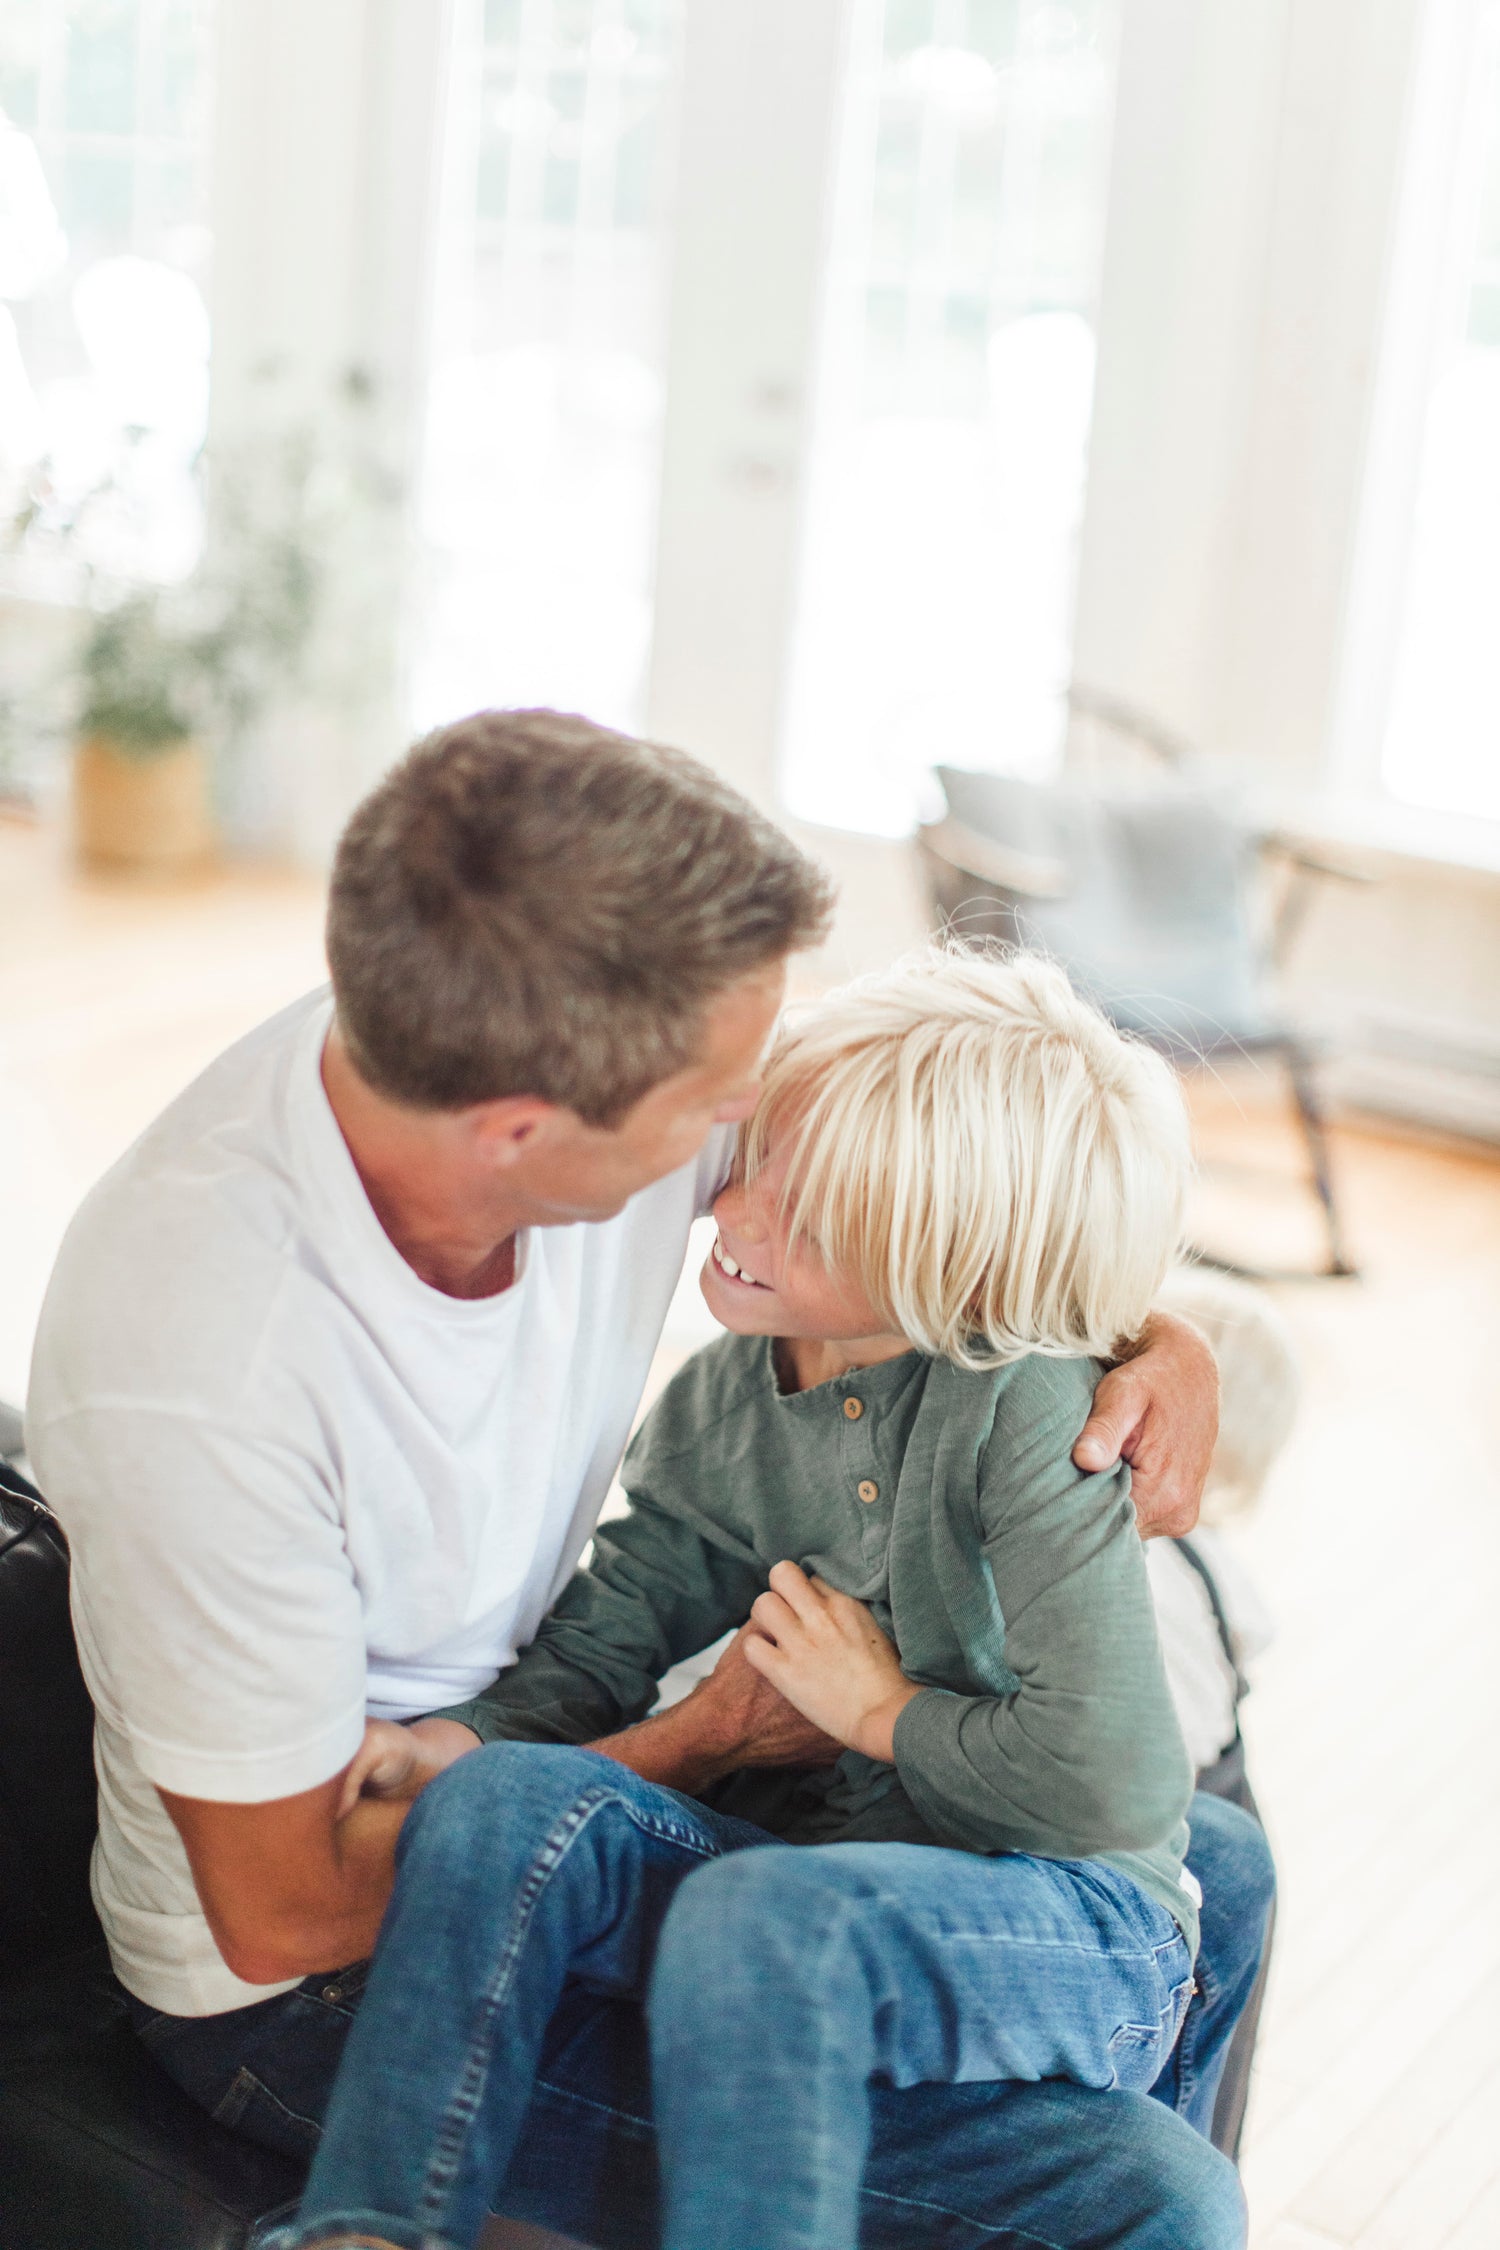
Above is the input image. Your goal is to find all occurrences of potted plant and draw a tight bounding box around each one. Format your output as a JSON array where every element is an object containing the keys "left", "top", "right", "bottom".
[
  {"left": 71, "top": 589, "right": 214, "bottom": 872},
  {"left": 4, "top": 366, "right": 400, "bottom": 871}
]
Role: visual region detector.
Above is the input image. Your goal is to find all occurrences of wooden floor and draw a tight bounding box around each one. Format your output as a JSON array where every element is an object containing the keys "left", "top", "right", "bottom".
[
  {"left": 1185, "top": 1077, "right": 1500, "bottom": 2250},
  {"left": 3, "top": 820, "right": 1497, "bottom": 2247}
]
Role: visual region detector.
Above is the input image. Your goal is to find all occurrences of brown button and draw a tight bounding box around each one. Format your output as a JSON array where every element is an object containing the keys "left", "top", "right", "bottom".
[
  {"left": 857, "top": 1479, "right": 879, "bottom": 1504},
  {"left": 843, "top": 1397, "right": 864, "bottom": 1420}
]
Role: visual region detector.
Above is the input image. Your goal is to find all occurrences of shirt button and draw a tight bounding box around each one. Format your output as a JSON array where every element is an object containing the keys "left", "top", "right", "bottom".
[
  {"left": 843, "top": 1397, "right": 864, "bottom": 1420},
  {"left": 857, "top": 1479, "right": 879, "bottom": 1504}
]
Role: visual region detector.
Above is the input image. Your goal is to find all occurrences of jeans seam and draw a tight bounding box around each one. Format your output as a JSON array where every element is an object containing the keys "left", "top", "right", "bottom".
[
  {"left": 859, "top": 2183, "right": 1063, "bottom": 2250},
  {"left": 213, "top": 2064, "right": 323, "bottom": 2140},
  {"left": 895, "top": 1932, "right": 1184, "bottom": 1961},
  {"left": 531, "top": 2074, "right": 653, "bottom": 2133},
  {"left": 414, "top": 1781, "right": 724, "bottom": 2231},
  {"left": 806, "top": 1891, "right": 868, "bottom": 2247}
]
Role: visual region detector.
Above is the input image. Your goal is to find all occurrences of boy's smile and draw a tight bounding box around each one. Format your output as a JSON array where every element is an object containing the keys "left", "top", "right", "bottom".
[{"left": 709, "top": 1233, "right": 771, "bottom": 1290}]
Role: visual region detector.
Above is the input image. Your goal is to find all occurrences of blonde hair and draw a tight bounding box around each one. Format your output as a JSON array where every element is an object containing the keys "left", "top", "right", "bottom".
[
  {"left": 1155, "top": 1267, "right": 1300, "bottom": 1519},
  {"left": 743, "top": 947, "right": 1191, "bottom": 1370}
]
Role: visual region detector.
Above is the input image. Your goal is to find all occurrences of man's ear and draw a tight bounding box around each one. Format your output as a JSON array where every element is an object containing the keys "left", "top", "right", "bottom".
[{"left": 468, "top": 1095, "right": 562, "bottom": 1168}]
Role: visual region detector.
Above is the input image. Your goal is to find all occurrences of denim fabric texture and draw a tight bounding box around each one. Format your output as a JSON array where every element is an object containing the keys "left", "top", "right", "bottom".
[
  {"left": 133, "top": 1766, "right": 1262, "bottom": 2250},
  {"left": 253, "top": 1744, "right": 1234, "bottom": 2250},
  {"left": 1152, "top": 1790, "right": 1275, "bottom": 2137}
]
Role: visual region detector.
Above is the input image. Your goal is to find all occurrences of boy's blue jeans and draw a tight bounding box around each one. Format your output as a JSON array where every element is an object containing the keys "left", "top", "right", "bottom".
[
  {"left": 278, "top": 1743, "right": 1232, "bottom": 2250},
  {"left": 135, "top": 1746, "right": 1264, "bottom": 2250}
]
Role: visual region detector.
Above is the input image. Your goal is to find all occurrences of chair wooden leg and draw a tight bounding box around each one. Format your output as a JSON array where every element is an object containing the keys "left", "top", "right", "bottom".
[{"left": 1285, "top": 1047, "right": 1358, "bottom": 1277}]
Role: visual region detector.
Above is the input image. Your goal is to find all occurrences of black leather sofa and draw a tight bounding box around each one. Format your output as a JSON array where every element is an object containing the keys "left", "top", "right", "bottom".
[{"left": 0, "top": 1458, "right": 303, "bottom": 2248}]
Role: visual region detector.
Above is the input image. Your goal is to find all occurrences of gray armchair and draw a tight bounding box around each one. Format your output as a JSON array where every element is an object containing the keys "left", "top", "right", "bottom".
[{"left": 916, "top": 693, "right": 1369, "bottom": 1276}]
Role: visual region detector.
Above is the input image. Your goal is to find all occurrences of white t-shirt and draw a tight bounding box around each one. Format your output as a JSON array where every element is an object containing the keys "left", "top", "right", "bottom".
[
  {"left": 1145, "top": 1530, "right": 1275, "bottom": 1773},
  {"left": 27, "top": 991, "right": 729, "bottom": 2017}
]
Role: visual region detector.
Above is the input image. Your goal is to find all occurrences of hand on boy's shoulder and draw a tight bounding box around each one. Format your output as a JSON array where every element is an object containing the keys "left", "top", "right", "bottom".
[{"left": 1071, "top": 1311, "right": 1219, "bottom": 1539}]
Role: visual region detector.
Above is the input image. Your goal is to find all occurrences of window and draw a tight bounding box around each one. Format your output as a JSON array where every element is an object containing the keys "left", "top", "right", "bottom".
[
  {"left": 0, "top": 0, "right": 214, "bottom": 590},
  {"left": 1379, "top": 0, "right": 1500, "bottom": 826},
  {"left": 412, "top": 0, "right": 684, "bottom": 735},
  {"left": 782, "top": 0, "right": 1119, "bottom": 837}
]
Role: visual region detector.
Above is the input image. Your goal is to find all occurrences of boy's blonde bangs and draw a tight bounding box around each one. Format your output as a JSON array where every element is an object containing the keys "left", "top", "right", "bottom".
[{"left": 742, "top": 949, "right": 1191, "bottom": 1369}]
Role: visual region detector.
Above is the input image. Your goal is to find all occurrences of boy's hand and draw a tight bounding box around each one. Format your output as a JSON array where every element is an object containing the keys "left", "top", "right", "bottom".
[
  {"left": 1073, "top": 1309, "right": 1219, "bottom": 1538},
  {"left": 335, "top": 1716, "right": 480, "bottom": 1819},
  {"left": 744, "top": 1562, "right": 919, "bottom": 1764}
]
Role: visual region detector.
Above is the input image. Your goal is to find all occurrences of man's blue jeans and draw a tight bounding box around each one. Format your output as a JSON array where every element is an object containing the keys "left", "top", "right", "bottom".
[{"left": 133, "top": 1752, "right": 1266, "bottom": 2250}]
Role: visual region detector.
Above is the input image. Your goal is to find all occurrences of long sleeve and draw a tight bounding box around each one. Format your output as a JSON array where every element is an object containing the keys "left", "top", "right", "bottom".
[
  {"left": 432, "top": 1475, "right": 767, "bottom": 1749},
  {"left": 891, "top": 1356, "right": 1193, "bottom": 1860}
]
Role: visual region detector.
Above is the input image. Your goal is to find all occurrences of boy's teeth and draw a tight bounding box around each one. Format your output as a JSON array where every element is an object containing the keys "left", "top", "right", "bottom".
[{"left": 719, "top": 1245, "right": 741, "bottom": 1278}]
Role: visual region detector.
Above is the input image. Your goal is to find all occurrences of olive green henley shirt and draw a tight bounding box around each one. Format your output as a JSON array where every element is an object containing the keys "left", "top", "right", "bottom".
[{"left": 436, "top": 1334, "right": 1199, "bottom": 1958}]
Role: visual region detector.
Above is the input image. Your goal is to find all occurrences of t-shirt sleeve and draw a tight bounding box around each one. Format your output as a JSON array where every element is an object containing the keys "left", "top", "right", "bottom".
[
  {"left": 693, "top": 1122, "right": 739, "bottom": 1218},
  {"left": 34, "top": 1404, "right": 367, "bottom": 1804}
]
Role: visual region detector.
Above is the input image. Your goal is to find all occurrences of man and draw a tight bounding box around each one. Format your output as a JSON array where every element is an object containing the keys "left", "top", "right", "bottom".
[{"left": 29, "top": 710, "right": 1249, "bottom": 2245}]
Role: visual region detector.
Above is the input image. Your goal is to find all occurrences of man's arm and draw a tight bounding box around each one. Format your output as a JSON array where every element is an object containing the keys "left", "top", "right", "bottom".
[
  {"left": 1072, "top": 1308, "right": 1219, "bottom": 1537},
  {"left": 159, "top": 1769, "right": 414, "bottom": 1985},
  {"left": 578, "top": 1624, "right": 839, "bottom": 1789},
  {"left": 163, "top": 1630, "right": 835, "bottom": 1986}
]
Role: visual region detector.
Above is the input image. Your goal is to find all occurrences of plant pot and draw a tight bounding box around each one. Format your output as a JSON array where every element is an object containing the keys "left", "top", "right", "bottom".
[{"left": 72, "top": 733, "right": 215, "bottom": 874}]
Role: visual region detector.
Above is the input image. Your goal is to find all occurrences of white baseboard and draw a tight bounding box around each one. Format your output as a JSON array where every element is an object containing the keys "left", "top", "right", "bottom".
[{"left": 1325, "top": 1016, "right": 1500, "bottom": 1145}]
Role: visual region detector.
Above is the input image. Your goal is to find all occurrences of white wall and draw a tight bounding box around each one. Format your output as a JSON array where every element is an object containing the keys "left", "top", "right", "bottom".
[
  {"left": 208, "top": 0, "right": 452, "bottom": 861},
  {"left": 1071, "top": 0, "right": 1430, "bottom": 786},
  {"left": 1063, "top": 0, "right": 1500, "bottom": 1140},
  {"left": 644, "top": 0, "right": 850, "bottom": 813}
]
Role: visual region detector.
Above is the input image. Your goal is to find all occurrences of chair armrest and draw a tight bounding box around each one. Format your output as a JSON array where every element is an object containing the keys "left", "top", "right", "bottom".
[
  {"left": 1258, "top": 834, "right": 1379, "bottom": 887},
  {"left": 916, "top": 817, "right": 1069, "bottom": 901}
]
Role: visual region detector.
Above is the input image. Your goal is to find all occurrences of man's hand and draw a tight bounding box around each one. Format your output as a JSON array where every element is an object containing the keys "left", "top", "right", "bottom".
[
  {"left": 584, "top": 1622, "right": 842, "bottom": 1793},
  {"left": 1072, "top": 1308, "right": 1219, "bottom": 1537},
  {"left": 335, "top": 1716, "right": 480, "bottom": 1818},
  {"left": 691, "top": 1623, "right": 847, "bottom": 1769},
  {"left": 744, "top": 1563, "right": 918, "bottom": 1764}
]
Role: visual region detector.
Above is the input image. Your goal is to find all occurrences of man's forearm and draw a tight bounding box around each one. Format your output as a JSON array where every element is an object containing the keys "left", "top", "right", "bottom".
[
  {"left": 286, "top": 1795, "right": 410, "bottom": 1976},
  {"left": 161, "top": 1777, "right": 416, "bottom": 1987},
  {"left": 585, "top": 1628, "right": 842, "bottom": 1788},
  {"left": 584, "top": 1699, "right": 739, "bottom": 1794}
]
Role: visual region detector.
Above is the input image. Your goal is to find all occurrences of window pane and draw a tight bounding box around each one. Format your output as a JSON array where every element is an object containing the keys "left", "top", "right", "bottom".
[
  {"left": 0, "top": 1, "right": 214, "bottom": 600},
  {"left": 412, "top": 0, "right": 683, "bottom": 734},
  {"left": 0, "top": 2, "right": 44, "bottom": 130},
  {"left": 63, "top": 0, "right": 137, "bottom": 134},
  {"left": 1381, "top": 0, "right": 1500, "bottom": 824},
  {"left": 783, "top": 0, "right": 1118, "bottom": 837}
]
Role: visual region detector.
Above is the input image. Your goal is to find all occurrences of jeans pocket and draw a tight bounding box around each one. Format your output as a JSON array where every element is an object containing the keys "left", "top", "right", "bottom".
[
  {"left": 1107, "top": 1974, "right": 1194, "bottom": 2094},
  {"left": 213, "top": 2065, "right": 324, "bottom": 2163},
  {"left": 1106, "top": 2020, "right": 1166, "bottom": 2092}
]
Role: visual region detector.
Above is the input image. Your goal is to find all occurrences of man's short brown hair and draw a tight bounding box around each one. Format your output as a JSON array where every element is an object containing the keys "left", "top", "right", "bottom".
[{"left": 326, "top": 709, "right": 834, "bottom": 1124}]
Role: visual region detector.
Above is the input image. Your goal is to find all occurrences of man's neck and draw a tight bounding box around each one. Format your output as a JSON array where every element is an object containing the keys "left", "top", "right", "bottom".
[{"left": 320, "top": 1028, "right": 524, "bottom": 1301}]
